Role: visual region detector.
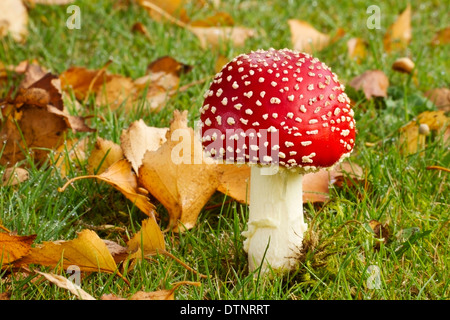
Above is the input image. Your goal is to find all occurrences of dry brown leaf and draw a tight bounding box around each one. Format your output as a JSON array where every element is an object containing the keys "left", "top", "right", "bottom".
[
  {"left": 35, "top": 271, "right": 96, "bottom": 300},
  {"left": 15, "top": 229, "right": 123, "bottom": 278},
  {"left": 399, "top": 110, "right": 449, "bottom": 155},
  {"left": 1, "top": 167, "right": 29, "bottom": 186},
  {"left": 348, "top": 70, "right": 389, "bottom": 99},
  {"left": 0, "top": 232, "right": 36, "bottom": 266},
  {"left": 431, "top": 27, "right": 450, "bottom": 46},
  {"left": 138, "top": 110, "right": 220, "bottom": 232},
  {"left": 127, "top": 217, "right": 166, "bottom": 260},
  {"left": 288, "top": 20, "right": 341, "bottom": 53},
  {"left": 424, "top": 88, "right": 450, "bottom": 112},
  {"left": 187, "top": 25, "right": 255, "bottom": 50},
  {"left": 347, "top": 38, "right": 367, "bottom": 64},
  {"left": 216, "top": 164, "right": 250, "bottom": 203},
  {"left": 120, "top": 119, "right": 168, "bottom": 174},
  {"left": 190, "top": 11, "right": 234, "bottom": 27},
  {"left": 31, "top": 0, "right": 75, "bottom": 4},
  {"left": 87, "top": 137, "right": 124, "bottom": 174},
  {"left": 383, "top": 4, "right": 412, "bottom": 52},
  {"left": 59, "top": 159, "right": 156, "bottom": 216},
  {"left": 130, "top": 281, "right": 200, "bottom": 300},
  {"left": 138, "top": 0, "right": 189, "bottom": 23},
  {"left": 0, "top": 0, "right": 28, "bottom": 42}
]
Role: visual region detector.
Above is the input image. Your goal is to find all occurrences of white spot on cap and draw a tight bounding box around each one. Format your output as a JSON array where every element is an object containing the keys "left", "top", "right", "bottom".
[
  {"left": 232, "top": 81, "right": 239, "bottom": 89},
  {"left": 234, "top": 103, "right": 243, "bottom": 110},
  {"left": 271, "top": 81, "right": 277, "bottom": 87},
  {"left": 245, "top": 109, "right": 253, "bottom": 115},
  {"left": 288, "top": 95, "right": 295, "bottom": 101},
  {"left": 215, "top": 115, "right": 222, "bottom": 125},
  {"left": 259, "top": 77, "right": 265, "bottom": 83},
  {"left": 244, "top": 91, "right": 253, "bottom": 98},
  {"left": 221, "top": 97, "right": 228, "bottom": 105},
  {"left": 216, "top": 88, "right": 223, "bottom": 97},
  {"left": 260, "top": 91, "right": 266, "bottom": 98},
  {"left": 270, "top": 97, "right": 281, "bottom": 104},
  {"left": 301, "top": 141, "right": 312, "bottom": 146},
  {"left": 285, "top": 141, "right": 294, "bottom": 147},
  {"left": 205, "top": 118, "right": 212, "bottom": 126},
  {"left": 227, "top": 117, "right": 236, "bottom": 125}
]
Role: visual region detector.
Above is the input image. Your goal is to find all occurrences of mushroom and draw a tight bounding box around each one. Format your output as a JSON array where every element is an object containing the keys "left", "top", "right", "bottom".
[{"left": 199, "top": 48, "right": 356, "bottom": 273}]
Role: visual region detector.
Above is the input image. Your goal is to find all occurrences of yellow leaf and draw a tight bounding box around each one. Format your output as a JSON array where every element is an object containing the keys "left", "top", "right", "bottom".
[
  {"left": 138, "top": 110, "right": 220, "bottom": 232},
  {"left": 127, "top": 217, "right": 166, "bottom": 258},
  {"left": 187, "top": 25, "right": 255, "bottom": 50},
  {"left": 59, "top": 159, "right": 156, "bottom": 216},
  {"left": 120, "top": 119, "right": 168, "bottom": 174},
  {"left": 347, "top": 38, "right": 367, "bottom": 64},
  {"left": 35, "top": 271, "right": 96, "bottom": 300},
  {"left": 87, "top": 137, "right": 124, "bottom": 174},
  {"left": 0, "top": 232, "right": 36, "bottom": 266},
  {"left": 16, "top": 230, "right": 121, "bottom": 275},
  {"left": 0, "top": 0, "right": 28, "bottom": 42},
  {"left": 383, "top": 4, "right": 412, "bottom": 52},
  {"left": 288, "top": 19, "right": 330, "bottom": 53}
]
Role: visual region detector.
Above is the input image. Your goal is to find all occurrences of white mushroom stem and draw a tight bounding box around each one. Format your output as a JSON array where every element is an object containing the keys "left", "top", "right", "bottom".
[{"left": 242, "top": 166, "right": 308, "bottom": 273}]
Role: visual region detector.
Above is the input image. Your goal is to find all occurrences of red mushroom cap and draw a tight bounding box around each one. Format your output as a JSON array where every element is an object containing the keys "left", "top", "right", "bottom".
[{"left": 199, "top": 48, "right": 356, "bottom": 172}]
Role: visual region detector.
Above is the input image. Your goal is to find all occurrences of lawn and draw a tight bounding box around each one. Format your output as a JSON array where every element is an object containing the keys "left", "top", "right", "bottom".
[{"left": 0, "top": 0, "right": 449, "bottom": 301}]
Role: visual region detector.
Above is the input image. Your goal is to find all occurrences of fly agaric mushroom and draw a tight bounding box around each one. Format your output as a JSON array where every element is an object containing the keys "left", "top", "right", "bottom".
[{"left": 199, "top": 48, "right": 356, "bottom": 273}]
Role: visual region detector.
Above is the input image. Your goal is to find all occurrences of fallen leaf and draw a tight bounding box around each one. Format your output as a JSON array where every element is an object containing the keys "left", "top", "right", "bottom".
[
  {"left": 138, "top": 110, "right": 220, "bottom": 232},
  {"left": 190, "top": 11, "right": 234, "bottom": 27},
  {"left": 399, "top": 110, "right": 449, "bottom": 155},
  {"left": 0, "top": 0, "right": 28, "bottom": 42},
  {"left": 130, "top": 281, "right": 200, "bottom": 300},
  {"left": 368, "top": 220, "right": 390, "bottom": 249},
  {"left": 87, "top": 137, "right": 124, "bottom": 174},
  {"left": 216, "top": 164, "right": 250, "bottom": 203},
  {"left": 127, "top": 217, "right": 166, "bottom": 259},
  {"left": 1, "top": 167, "right": 29, "bottom": 186},
  {"left": 138, "top": 0, "right": 189, "bottom": 24},
  {"left": 383, "top": 4, "right": 412, "bottom": 52},
  {"left": 424, "top": 88, "right": 450, "bottom": 112},
  {"left": 348, "top": 70, "right": 389, "bottom": 99},
  {"left": 347, "top": 38, "right": 367, "bottom": 64},
  {"left": 430, "top": 26, "right": 450, "bottom": 46},
  {"left": 31, "top": 0, "right": 75, "bottom": 4},
  {"left": 288, "top": 20, "right": 343, "bottom": 53},
  {"left": 188, "top": 25, "right": 256, "bottom": 50},
  {"left": 59, "top": 159, "right": 156, "bottom": 216},
  {"left": 35, "top": 271, "right": 96, "bottom": 300},
  {"left": 0, "top": 232, "right": 36, "bottom": 266},
  {"left": 16, "top": 230, "right": 123, "bottom": 277},
  {"left": 120, "top": 119, "right": 168, "bottom": 174}
]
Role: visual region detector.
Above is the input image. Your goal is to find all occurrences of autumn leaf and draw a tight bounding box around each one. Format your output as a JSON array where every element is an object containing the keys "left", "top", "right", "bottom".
[
  {"left": 0, "top": 73, "right": 92, "bottom": 166},
  {"left": 430, "top": 26, "right": 450, "bottom": 46},
  {"left": 0, "top": 0, "right": 28, "bottom": 42},
  {"left": 129, "top": 281, "right": 200, "bottom": 300},
  {"left": 424, "top": 88, "right": 450, "bottom": 113},
  {"left": 52, "top": 138, "right": 88, "bottom": 178},
  {"left": 138, "top": 110, "right": 220, "bottom": 232},
  {"left": 216, "top": 164, "right": 250, "bottom": 203},
  {"left": 399, "top": 110, "right": 449, "bottom": 155},
  {"left": 383, "top": 4, "right": 412, "bottom": 52},
  {"left": 138, "top": 0, "right": 189, "bottom": 24},
  {"left": 288, "top": 20, "right": 331, "bottom": 53},
  {"left": 139, "top": 1, "right": 255, "bottom": 50},
  {"left": 1, "top": 167, "right": 29, "bottom": 186},
  {"left": 120, "top": 119, "right": 168, "bottom": 174},
  {"left": 15, "top": 229, "right": 125, "bottom": 281},
  {"left": 0, "top": 232, "right": 36, "bottom": 266},
  {"left": 87, "top": 137, "right": 124, "bottom": 175},
  {"left": 348, "top": 70, "right": 389, "bottom": 99},
  {"left": 347, "top": 38, "right": 367, "bottom": 64},
  {"left": 288, "top": 20, "right": 344, "bottom": 54},
  {"left": 127, "top": 217, "right": 166, "bottom": 259},
  {"left": 59, "top": 159, "right": 156, "bottom": 217},
  {"left": 34, "top": 270, "right": 96, "bottom": 300}
]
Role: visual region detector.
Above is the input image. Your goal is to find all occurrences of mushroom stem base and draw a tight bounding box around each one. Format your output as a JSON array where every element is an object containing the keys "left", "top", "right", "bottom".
[{"left": 243, "top": 166, "right": 308, "bottom": 273}]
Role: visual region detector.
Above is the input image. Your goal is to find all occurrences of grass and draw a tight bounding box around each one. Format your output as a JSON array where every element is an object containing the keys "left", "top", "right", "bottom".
[{"left": 0, "top": 0, "right": 449, "bottom": 300}]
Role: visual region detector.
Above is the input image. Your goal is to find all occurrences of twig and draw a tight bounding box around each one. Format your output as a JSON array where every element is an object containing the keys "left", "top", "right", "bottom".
[{"left": 426, "top": 166, "right": 450, "bottom": 173}]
